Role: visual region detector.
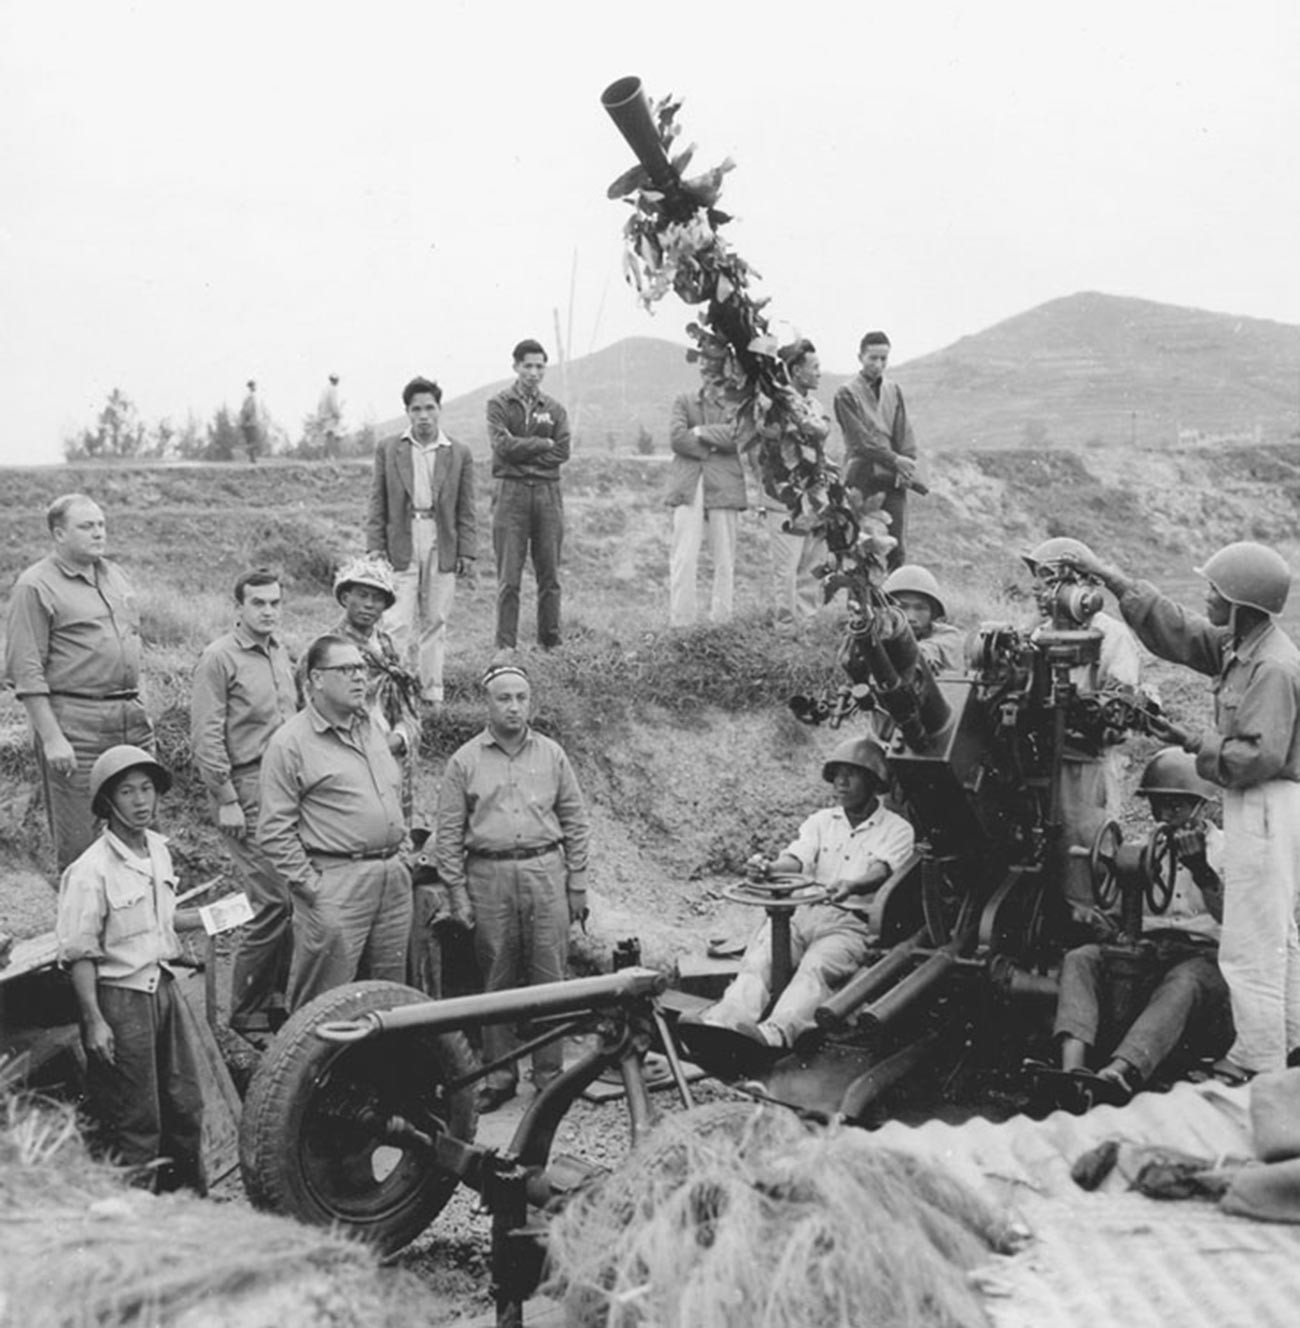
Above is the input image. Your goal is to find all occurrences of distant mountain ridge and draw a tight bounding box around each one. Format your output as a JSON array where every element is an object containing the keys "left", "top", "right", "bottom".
[{"left": 382, "top": 293, "right": 1300, "bottom": 455}]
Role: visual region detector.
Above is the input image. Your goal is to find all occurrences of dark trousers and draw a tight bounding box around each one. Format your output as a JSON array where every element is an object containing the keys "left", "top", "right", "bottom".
[
  {"left": 85, "top": 974, "right": 207, "bottom": 1195},
  {"left": 37, "top": 696, "right": 154, "bottom": 875},
  {"left": 492, "top": 478, "right": 563, "bottom": 648},
  {"left": 225, "top": 768, "right": 293, "bottom": 1028},
  {"left": 1054, "top": 935, "right": 1233, "bottom": 1081}
]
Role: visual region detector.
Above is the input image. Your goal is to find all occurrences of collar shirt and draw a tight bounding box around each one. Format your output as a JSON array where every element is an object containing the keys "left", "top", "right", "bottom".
[
  {"left": 784, "top": 803, "right": 916, "bottom": 887},
  {"left": 433, "top": 726, "right": 590, "bottom": 890},
  {"left": 4, "top": 553, "right": 141, "bottom": 698},
  {"left": 257, "top": 703, "right": 406, "bottom": 894},
  {"left": 56, "top": 829, "right": 180, "bottom": 991},
  {"left": 1143, "top": 823, "right": 1223, "bottom": 942},
  {"left": 190, "top": 625, "right": 298, "bottom": 803},
  {"left": 402, "top": 427, "right": 450, "bottom": 511},
  {"left": 1120, "top": 581, "right": 1300, "bottom": 788}
]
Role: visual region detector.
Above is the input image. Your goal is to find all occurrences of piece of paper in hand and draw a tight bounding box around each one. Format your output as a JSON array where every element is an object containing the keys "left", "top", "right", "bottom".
[{"left": 199, "top": 894, "right": 255, "bottom": 936}]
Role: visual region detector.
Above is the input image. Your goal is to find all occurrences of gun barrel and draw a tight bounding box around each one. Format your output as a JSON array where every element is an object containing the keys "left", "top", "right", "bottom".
[
  {"left": 814, "top": 929, "right": 926, "bottom": 1027},
  {"left": 856, "top": 948, "right": 959, "bottom": 1037},
  {"left": 600, "top": 77, "right": 679, "bottom": 193},
  {"left": 316, "top": 968, "right": 665, "bottom": 1043}
]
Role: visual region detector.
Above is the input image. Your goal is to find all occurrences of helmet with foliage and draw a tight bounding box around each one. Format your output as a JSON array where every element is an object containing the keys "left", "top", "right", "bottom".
[
  {"left": 1137, "top": 747, "right": 1218, "bottom": 802},
  {"left": 821, "top": 736, "right": 889, "bottom": 786},
  {"left": 1021, "top": 536, "right": 1097, "bottom": 578},
  {"left": 334, "top": 554, "right": 397, "bottom": 608},
  {"left": 883, "top": 565, "right": 946, "bottom": 619},
  {"left": 90, "top": 745, "right": 172, "bottom": 819},
  {"left": 1195, "top": 541, "right": 1291, "bottom": 616}
]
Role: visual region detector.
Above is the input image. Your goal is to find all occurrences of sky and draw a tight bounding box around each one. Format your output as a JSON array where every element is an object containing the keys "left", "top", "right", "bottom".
[{"left": 1, "top": 0, "right": 1297, "bottom": 466}]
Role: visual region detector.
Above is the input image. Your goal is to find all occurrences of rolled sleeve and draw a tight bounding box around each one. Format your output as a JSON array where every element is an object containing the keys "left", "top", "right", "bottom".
[
  {"left": 4, "top": 581, "right": 52, "bottom": 696},
  {"left": 55, "top": 861, "right": 107, "bottom": 965}
]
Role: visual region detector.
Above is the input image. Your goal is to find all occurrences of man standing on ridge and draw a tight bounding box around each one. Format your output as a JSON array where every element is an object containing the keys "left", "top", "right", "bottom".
[
  {"left": 833, "top": 331, "right": 920, "bottom": 571},
  {"left": 4, "top": 494, "right": 154, "bottom": 875},
  {"left": 190, "top": 568, "right": 298, "bottom": 1035},
  {"left": 367, "top": 376, "right": 477, "bottom": 709},
  {"left": 486, "top": 340, "right": 572, "bottom": 650}
]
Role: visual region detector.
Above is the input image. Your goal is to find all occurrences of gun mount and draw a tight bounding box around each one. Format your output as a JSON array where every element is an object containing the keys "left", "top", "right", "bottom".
[{"left": 731, "top": 554, "right": 1172, "bottom": 1120}]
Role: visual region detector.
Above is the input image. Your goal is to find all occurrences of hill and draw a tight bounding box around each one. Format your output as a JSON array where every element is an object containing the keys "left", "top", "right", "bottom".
[
  {"left": 894, "top": 291, "right": 1300, "bottom": 451},
  {"left": 385, "top": 292, "right": 1300, "bottom": 458}
]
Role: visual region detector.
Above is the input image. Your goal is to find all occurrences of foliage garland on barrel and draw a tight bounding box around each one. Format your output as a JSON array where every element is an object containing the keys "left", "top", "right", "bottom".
[{"left": 601, "top": 76, "right": 894, "bottom": 592}]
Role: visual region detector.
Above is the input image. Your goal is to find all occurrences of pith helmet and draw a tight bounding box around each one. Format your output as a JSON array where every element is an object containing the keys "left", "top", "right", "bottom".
[
  {"left": 1195, "top": 541, "right": 1291, "bottom": 616},
  {"left": 334, "top": 554, "right": 397, "bottom": 608},
  {"left": 1022, "top": 536, "right": 1096, "bottom": 576},
  {"left": 883, "top": 564, "right": 946, "bottom": 619},
  {"left": 90, "top": 745, "right": 171, "bottom": 818},
  {"left": 1137, "top": 747, "right": 1218, "bottom": 802},
  {"left": 822, "top": 736, "right": 889, "bottom": 785}
]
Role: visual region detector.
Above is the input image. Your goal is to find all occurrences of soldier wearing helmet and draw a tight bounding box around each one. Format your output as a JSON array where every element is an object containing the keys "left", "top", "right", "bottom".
[
  {"left": 882, "top": 564, "right": 966, "bottom": 673},
  {"left": 678, "top": 736, "right": 915, "bottom": 1068},
  {"left": 332, "top": 554, "right": 419, "bottom": 767},
  {"left": 1051, "top": 747, "right": 1230, "bottom": 1105},
  {"left": 55, "top": 746, "right": 207, "bottom": 1194},
  {"left": 1067, "top": 540, "right": 1300, "bottom": 1080},
  {"left": 191, "top": 567, "right": 298, "bottom": 1036}
]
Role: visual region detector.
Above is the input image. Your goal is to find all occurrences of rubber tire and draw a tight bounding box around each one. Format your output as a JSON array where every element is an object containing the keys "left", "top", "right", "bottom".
[{"left": 238, "top": 980, "right": 477, "bottom": 1255}]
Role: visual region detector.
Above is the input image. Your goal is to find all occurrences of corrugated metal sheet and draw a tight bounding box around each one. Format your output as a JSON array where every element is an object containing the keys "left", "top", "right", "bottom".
[{"left": 871, "top": 1081, "right": 1300, "bottom": 1328}]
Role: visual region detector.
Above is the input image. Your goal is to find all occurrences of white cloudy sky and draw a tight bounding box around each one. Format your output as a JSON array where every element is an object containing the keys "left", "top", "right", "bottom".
[{"left": 1, "top": 0, "right": 1296, "bottom": 465}]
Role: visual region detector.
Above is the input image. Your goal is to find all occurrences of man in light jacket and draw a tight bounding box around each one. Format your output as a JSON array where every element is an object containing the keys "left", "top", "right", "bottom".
[{"left": 666, "top": 370, "right": 754, "bottom": 626}]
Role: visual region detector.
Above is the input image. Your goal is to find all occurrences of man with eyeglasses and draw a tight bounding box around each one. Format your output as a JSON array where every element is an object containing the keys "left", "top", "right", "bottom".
[{"left": 258, "top": 634, "right": 411, "bottom": 1010}]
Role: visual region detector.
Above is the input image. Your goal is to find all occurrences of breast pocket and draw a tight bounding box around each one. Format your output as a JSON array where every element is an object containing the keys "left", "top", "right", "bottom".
[{"left": 105, "top": 876, "right": 152, "bottom": 940}]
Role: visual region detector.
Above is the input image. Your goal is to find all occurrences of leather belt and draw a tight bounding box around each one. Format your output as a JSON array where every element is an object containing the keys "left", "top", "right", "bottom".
[
  {"left": 468, "top": 842, "right": 560, "bottom": 862},
  {"left": 310, "top": 845, "right": 402, "bottom": 861},
  {"left": 412, "top": 508, "right": 436, "bottom": 519},
  {"left": 49, "top": 689, "right": 139, "bottom": 701}
]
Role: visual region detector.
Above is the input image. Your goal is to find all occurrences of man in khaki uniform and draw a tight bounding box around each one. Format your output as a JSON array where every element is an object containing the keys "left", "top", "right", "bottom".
[
  {"left": 4, "top": 494, "right": 153, "bottom": 874},
  {"left": 258, "top": 634, "right": 411, "bottom": 1011},
  {"left": 191, "top": 568, "right": 298, "bottom": 1034}
]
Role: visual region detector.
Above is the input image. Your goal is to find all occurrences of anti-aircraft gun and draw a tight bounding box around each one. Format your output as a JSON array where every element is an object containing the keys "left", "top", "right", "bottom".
[{"left": 716, "top": 543, "right": 1176, "bottom": 1119}]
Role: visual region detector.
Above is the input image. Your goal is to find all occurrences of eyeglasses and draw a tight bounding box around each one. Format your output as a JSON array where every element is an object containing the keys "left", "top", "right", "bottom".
[{"left": 315, "top": 662, "right": 367, "bottom": 678}]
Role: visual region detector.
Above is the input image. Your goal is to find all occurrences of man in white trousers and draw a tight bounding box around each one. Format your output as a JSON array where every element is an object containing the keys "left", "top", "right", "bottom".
[
  {"left": 665, "top": 370, "right": 753, "bottom": 626},
  {"left": 1068, "top": 540, "right": 1300, "bottom": 1081}
]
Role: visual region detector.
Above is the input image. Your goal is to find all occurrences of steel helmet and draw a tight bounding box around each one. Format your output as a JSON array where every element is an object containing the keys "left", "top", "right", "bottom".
[
  {"left": 1137, "top": 747, "right": 1218, "bottom": 802},
  {"left": 821, "top": 735, "right": 889, "bottom": 785},
  {"left": 883, "top": 564, "right": 946, "bottom": 619},
  {"left": 333, "top": 554, "right": 397, "bottom": 608},
  {"left": 1195, "top": 541, "right": 1291, "bottom": 616},
  {"left": 1021, "top": 536, "right": 1097, "bottom": 577},
  {"left": 90, "top": 745, "right": 172, "bottom": 818}
]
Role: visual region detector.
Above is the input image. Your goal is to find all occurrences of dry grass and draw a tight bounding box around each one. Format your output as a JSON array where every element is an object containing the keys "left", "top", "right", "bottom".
[
  {"left": 545, "top": 1100, "right": 1020, "bottom": 1328},
  {"left": 0, "top": 1093, "right": 438, "bottom": 1328}
]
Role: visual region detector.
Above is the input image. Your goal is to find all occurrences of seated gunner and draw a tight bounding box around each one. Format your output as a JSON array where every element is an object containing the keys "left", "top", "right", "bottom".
[
  {"left": 680, "top": 736, "right": 914, "bottom": 1065},
  {"left": 1052, "top": 747, "right": 1232, "bottom": 1102}
]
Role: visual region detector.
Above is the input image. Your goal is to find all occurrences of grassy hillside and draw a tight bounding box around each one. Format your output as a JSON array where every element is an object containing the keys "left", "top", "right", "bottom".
[
  {"left": 4, "top": 444, "right": 1300, "bottom": 943},
  {"left": 389, "top": 292, "right": 1300, "bottom": 458}
]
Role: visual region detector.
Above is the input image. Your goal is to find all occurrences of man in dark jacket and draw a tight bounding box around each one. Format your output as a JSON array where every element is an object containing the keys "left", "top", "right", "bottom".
[
  {"left": 366, "top": 376, "right": 476, "bottom": 708},
  {"left": 486, "top": 340, "right": 571, "bottom": 649}
]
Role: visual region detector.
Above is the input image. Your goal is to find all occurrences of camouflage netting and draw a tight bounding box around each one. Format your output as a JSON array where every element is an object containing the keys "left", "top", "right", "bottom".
[
  {"left": 544, "top": 1101, "right": 1022, "bottom": 1328},
  {"left": 0, "top": 1094, "right": 433, "bottom": 1328}
]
